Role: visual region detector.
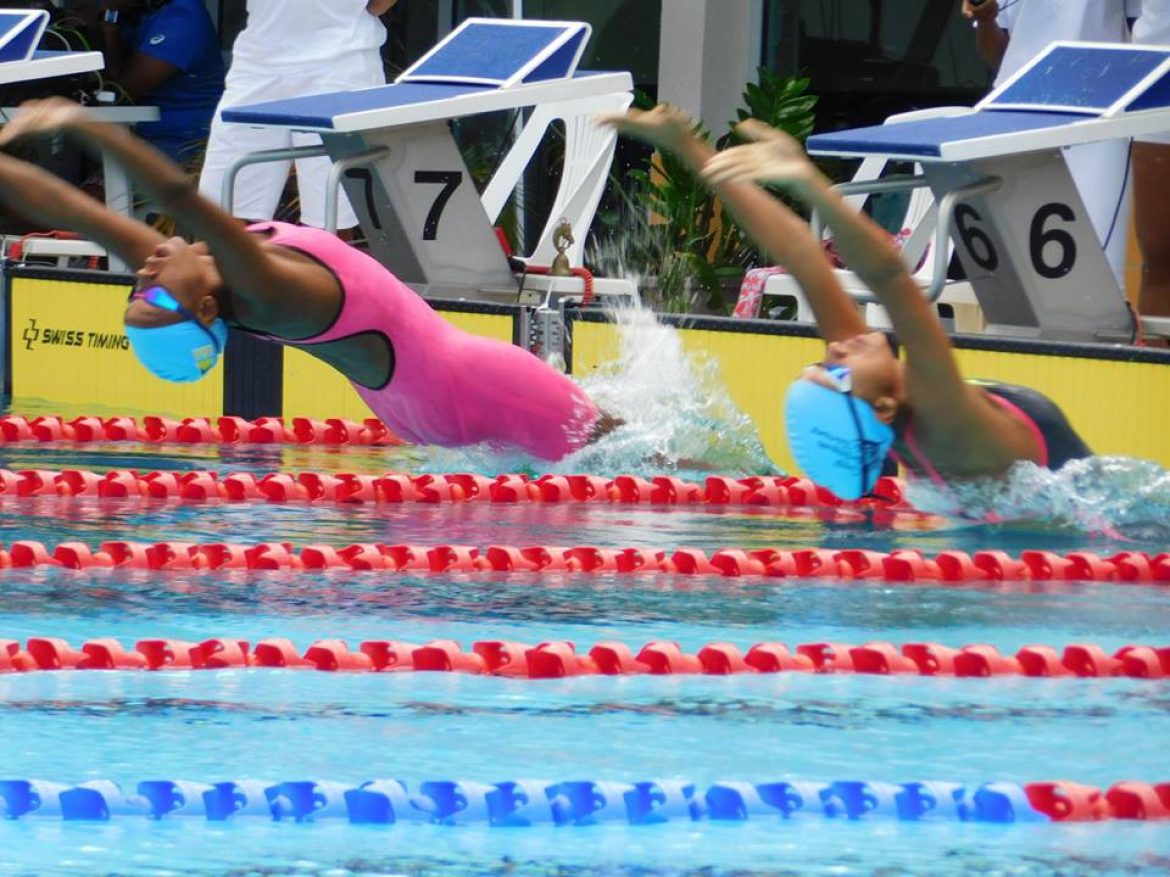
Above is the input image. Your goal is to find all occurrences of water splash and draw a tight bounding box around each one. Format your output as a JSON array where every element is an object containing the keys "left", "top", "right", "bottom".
[
  {"left": 424, "top": 301, "right": 775, "bottom": 478},
  {"left": 901, "top": 456, "right": 1170, "bottom": 542},
  {"left": 568, "top": 303, "right": 774, "bottom": 476}
]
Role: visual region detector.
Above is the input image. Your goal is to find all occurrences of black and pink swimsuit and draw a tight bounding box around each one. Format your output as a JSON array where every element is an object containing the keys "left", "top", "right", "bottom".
[{"left": 895, "top": 381, "right": 1091, "bottom": 484}]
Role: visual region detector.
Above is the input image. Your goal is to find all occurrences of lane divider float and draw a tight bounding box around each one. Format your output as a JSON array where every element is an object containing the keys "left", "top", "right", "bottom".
[
  {"left": 0, "top": 540, "right": 1165, "bottom": 583},
  {"left": 0, "top": 415, "right": 401, "bottom": 446},
  {"left": 0, "top": 777, "right": 1164, "bottom": 823},
  {"left": 0, "top": 468, "right": 915, "bottom": 510},
  {"left": 2, "top": 636, "right": 1167, "bottom": 678}
]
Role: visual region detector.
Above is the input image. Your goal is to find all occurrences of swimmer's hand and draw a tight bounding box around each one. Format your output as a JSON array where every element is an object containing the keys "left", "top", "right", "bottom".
[
  {"left": 0, "top": 98, "right": 92, "bottom": 147},
  {"left": 595, "top": 104, "right": 702, "bottom": 154},
  {"left": 961, "top": 0, "right": 999, "bottom": 23},
  {"left": 700, "top": 118, "right": 820, "bottom": 191}
]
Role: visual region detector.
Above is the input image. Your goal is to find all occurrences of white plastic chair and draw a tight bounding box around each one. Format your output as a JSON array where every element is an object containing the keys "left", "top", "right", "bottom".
[
  {"left": 760, "top": 106, "right": 981, "bottom": 329},
  {"left": 480, "top": 90, "right": 633, "bottom": 267}
]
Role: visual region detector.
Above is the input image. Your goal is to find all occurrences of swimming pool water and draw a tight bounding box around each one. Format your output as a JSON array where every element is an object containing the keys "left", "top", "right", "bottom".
[{"left": 0, "top": 439, "right": 1168, "bottom": 876}]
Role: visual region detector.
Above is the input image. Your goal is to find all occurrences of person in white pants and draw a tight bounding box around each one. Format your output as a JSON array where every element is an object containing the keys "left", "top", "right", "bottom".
[
  {"left": 962, "top": 0, "right": 1135, "bottom": 288},
  {"left": 197, "top": 0, "right": 398, "bottom": 231}
]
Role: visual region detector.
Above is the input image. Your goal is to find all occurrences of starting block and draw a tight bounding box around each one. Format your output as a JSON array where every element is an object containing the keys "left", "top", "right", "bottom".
[
  {"left": 808, "top": 42, "right": 1170, "bottom": 341},
  {"left": 220, "top": 18, "right": 633, "bottom": 302},
  {"left": 0, "top": 9, "right": 101, "bottom": 81}
]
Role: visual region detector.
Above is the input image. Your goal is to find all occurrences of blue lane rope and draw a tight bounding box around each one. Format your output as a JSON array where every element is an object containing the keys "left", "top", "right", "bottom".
[{"left": 0, "top": 777, "right": 1131, "bottom": 824}]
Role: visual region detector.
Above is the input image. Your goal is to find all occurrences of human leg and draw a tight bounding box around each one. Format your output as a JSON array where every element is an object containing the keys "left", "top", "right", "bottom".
[
  {"left": 1132, "top": 142, "right": 1170, "bottom": 318},
  {"left": 1131, "top": 3, "right": 1170, "bottom": 318},
  {"left": 1062, "top": 139, "right": 1131, "bottom": 290},
  {"left": 287, "top": 53, "right": 387, "bottom": 230},
  {"left": 197, "top": 72, "right": 297, "bottom": 221}
]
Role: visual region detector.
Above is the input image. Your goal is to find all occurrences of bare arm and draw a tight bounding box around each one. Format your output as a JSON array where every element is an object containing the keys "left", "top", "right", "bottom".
[
  {"left": 0, "top": 100, "right": 335, "bottom": 326},
  {"left": 703, "top": 120, "right": 973, "bottom": 421},
  {"left": 0, "top": 151, "right": 163, "bottom": 265},
  {"left": 961, "top": 0, "right": 1009, "bottom": 71},
  {"left": 794, "top": 169, "right": 968, "bottom": 405},
  {"left": 599, "top": 105, "right": 866, "bottom": 341},
  {"left": 367, "top": 0, "right": 399, "bottom": 15}
]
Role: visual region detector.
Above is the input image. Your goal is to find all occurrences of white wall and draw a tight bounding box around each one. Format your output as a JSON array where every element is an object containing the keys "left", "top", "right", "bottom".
[{"left": 658, "top": 0, "right": 762, "bottom": 134}]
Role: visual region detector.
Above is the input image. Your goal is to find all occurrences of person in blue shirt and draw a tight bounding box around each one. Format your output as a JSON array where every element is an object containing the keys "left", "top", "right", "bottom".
[{"left": 96, "top": 0, "right": 225, "bottom": 166}]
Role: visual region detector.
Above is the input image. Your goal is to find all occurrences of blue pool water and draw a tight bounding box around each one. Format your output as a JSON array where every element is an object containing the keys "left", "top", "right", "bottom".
[{"left": 0, "top": 434, "right": 1168, "bottom": 876}]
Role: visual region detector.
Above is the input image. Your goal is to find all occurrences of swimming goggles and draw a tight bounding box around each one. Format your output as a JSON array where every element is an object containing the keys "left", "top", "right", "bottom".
[
  {"left": 811, "top": 363, "right": 888, "bottom": 498},
  {"left": 129, "top": 285, "right": 223, "bottom": 354}
]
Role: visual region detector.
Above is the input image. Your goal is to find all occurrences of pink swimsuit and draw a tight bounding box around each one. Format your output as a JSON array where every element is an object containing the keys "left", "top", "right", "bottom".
[{"left": 249, "top": 222, "right": 598, "bottom": 460}]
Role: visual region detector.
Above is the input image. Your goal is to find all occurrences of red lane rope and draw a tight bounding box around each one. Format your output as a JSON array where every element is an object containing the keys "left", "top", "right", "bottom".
[
  {"left": 4, "top": 636, "right": 1166, "bottom": 678},
  {"left": 0, "top": 415, "right": 402, "bottom": 446},
  {"left": 0, "top": 468, "right": 922, "bottom": 511},
  {"left": 0, "top": 540, "right": 1166, "bottom": 582}
]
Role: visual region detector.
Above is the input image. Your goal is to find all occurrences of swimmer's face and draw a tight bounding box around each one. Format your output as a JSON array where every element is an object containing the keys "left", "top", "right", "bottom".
[
  {"left": 803, "top": 332, "right": 904, "bottom": 422},
  {"left": 124, "top": 238, "right": 223, "bottom": 329}
]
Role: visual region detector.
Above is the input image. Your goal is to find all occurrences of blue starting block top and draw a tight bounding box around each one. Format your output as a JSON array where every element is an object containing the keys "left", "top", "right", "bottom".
[
  {"left": 809, "top": 42, "right": 1170, "bottom": 162},
  {"left": 987, "top": 43, "right": 1170, "bottom": 114},
  {"left": 220, "top": 71, "right": 629, "bottom": 132},
  {"left": 0, "top": 9, "right": 102, "bottom": 86},
  {"left": 400, "top": 18, "right": 590, "bottom": 87},
  {"left": 221, "top": 18, "right": 629, "bottom": 133},
  {"left": 0, "top": 9, "right": 48, "bottom": 64}
]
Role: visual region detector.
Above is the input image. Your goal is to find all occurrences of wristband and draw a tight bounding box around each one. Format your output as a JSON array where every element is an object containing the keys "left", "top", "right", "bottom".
[{"left": 101, "top": 9, "right": 120, "bottom": 25}]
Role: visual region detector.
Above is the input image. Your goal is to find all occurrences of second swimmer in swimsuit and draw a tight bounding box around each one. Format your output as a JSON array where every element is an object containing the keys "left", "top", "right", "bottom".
[
  {"left": 601, "top": 105, "right": 1090, "bottom": 497},
  {"left": 0, "top": 98, "right": 619, "bottom": 461}
]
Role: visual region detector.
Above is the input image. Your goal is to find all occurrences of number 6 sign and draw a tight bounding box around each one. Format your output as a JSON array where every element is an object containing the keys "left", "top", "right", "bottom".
[{"left": 929, "top": 147, "right": 1127, "bottom": 340}]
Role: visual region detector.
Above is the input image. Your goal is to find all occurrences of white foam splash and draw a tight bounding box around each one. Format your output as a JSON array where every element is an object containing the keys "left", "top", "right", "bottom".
[
  {"left": 901, "top": 455, "right": 1170, "bottom": 540},
  {"left": 566, "top": 303, "right": 774, "bottom": 475}
]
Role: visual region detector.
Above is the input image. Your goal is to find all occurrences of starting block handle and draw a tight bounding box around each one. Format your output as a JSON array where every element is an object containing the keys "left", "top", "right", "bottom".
[
  {"left": 222, "top": 145, "right": 329, "bottom": 217},
  {"left": 812, "top": 174, "right": 1003, "bottom": 306},
  {"left": 324, "top": 147, "right": 393, "bottom": 234},
  {"left": 930, "top": 177, "right": 1002, "bottom": 302},
  {"left": 812, "top": 174, "right": 928, "bottom": 240},
  {"left": 1142, "top": 315, "right": 1170, "bottom": 339}
]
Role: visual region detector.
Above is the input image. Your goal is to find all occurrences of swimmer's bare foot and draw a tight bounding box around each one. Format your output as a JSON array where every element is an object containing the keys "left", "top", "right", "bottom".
[{"left": 588, "top": 411, "right": 624, "bottom": 444}]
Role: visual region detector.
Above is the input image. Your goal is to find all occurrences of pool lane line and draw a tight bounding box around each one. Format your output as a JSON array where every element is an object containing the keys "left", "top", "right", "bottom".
[
  {"left": 0, "top": 414, "right": 402, "bottom": 446},
  {"left": 0, "top": 540, "right": 1163, "bottom": 583},
  {"left": 0, "top": 468, "right": 925, "bottom": 513},
  {"left": 0, "top": 777, "right": 1164, "bottom": 823},
  {"left": 3, "top": 636, "right": 1167, "bottom": 678}
]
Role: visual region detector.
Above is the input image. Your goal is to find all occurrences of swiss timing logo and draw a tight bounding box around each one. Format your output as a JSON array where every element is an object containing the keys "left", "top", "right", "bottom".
[
  {"left": 20, "top": 318, "right": 128, "bottom": 352},
  {"left": 21, "top": 319, "right": 38, "bottom": 351}
]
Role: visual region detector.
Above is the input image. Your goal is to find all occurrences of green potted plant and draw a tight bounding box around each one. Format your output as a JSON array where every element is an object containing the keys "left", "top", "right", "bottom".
[{"left": 591, "top": 68, "right": 817, "bottom": 314}]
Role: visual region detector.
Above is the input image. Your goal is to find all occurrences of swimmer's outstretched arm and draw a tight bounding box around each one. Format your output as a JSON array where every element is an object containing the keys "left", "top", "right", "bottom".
[
  {"left": 598, "top": 105, "right": 867, "bottom": 342},
  {"left": 0, "top": 99, "right": 338, "bottom": 327},
  {"left": 0, "top": 151, "right": 165, "bottom": 266},
  {"left": 703, "top": 119, "right": 969, "bottom": 417}
]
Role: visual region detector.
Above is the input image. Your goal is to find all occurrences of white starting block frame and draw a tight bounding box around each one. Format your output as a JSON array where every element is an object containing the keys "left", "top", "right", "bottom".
[
  {"left": 220, "top": 18, "right": 634, "bottom": 302},
  {"left": 0, "top": 8, "right": 101, "bottom": 88},
  {"left": 0, "top": 11, "right": 109, "bottom": 261},
  {"left": 807, "top": 42, "right": 1170, "bottom": 342}
]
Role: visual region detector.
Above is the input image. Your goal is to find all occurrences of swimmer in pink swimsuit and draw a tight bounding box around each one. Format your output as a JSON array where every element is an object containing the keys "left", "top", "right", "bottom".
[
  {"left": 0, "top": 98, "right": 614, "bottom": 460},
  {"left": 244, "top": 221, "right": 599, "bottom": 459}
]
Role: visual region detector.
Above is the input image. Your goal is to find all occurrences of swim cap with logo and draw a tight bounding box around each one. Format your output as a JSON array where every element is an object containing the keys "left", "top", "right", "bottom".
[
  {"left": 124, "top": 318, "right": 228, "bottom": 382},
  {"left": 784, "top": 377, "right": 895, "bottom": 500}
]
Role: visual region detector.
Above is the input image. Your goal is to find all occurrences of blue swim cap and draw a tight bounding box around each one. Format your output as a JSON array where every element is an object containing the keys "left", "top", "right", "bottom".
[
  {"left": 124, "top": 318, "right": 228, "bottom": 382},
  {"left": 784, "top": 378, "right": 895, "bottom": 500}
]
